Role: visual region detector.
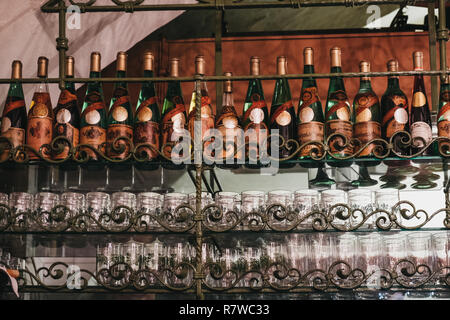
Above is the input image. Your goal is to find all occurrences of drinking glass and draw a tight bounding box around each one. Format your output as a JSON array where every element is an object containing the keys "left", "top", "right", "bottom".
[
  {"left": 110, "top": 192, "right": 136, "bottom": 231},
  {"left": 321, "top": 190, "right": 347, "bottom": 229},
  {"left": 287, "top": 234, "right": 309, "bottom": 274},
  {"left": 347, "top": 189, "right": 374, "bottom": 230},
  {"left": 432, "top": 232, "right": 450, "bottom": 286},
  {"left": 356, "top": 233, "right": 382, "bottom": 299},
  {"left": 86, "top": 192, "right": 111, "bottom": 231},
  {"left": 406, "top": 232, "right": 434, "bottom": 298},
  {"left": 163, "top": 193, "right": 190, "bottom": 230},
  {"left": 33, "top": 192, "right": 60, "bottom": 229},
  {"left": 375, "top": 188, "right": 401, "bottom": 229},
  {"left": 9, "top": 192, "right": 33, "bottom": 230},
  {"left": 267, "top": 190, "right": 294, "bottom": 229},
  {"left": 294, "top": 189, "right": 319, "bottom": 230},
  {"left": 109, "top": 242, "right": 125, "bottom": 287},
  {"left": 380, "top": 233, "right": 407, "bottom": 299},
  {"left": 0, "top": 193, "right": 8, "bottom": 227},
  {"left": 136, "top": 192, "right": 163, "bottom": 231},
  {"left": 214, "top": 192, "right": 241, "bottom": 229},
  {"left": 188, "top": 192, "right": 214, "bottom": 209},
  {"left": 333, "top": 233, "right": 358, "bottom": 299},
  {"left": 60, "top": 192, "right": 85, "bottom": 224},
  {"left": 96, "top": 242, "right": 113, "bottom": 284},
  {"left": 241, "top": 191, "right": 266, "bottom": 231}
]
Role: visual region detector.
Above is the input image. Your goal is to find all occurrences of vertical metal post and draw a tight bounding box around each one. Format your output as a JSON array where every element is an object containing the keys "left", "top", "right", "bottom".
[
  {"left": 57, "top": 0, "right": 68, "bottom": 90},
  {"left": 215, "top": 9, "right": 224, "bottom": 115},
  {"left": 438, "top": 0, "right": 448, "bottom": 81},
  {"left": 428, "top": 3, "right": 438, "bottom": 112},
  {"left": 194, "top": 77, "right": 204, "bottom": 300}
]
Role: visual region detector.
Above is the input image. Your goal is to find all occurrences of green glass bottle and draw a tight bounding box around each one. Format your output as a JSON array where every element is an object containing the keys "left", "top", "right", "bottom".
[
  {"left": 270, "top": 56, "right": 296, "bottom": 165},
  {"left": 106, "top": 52, "right": 134, "bottom": 160},
  {"left": 437, "top": 70, "right": 450, "bottom": 156},
  {"left": 53, "top": 56, "right": 80, "bottom": 160},
  {"left": 352, "top": 60, "right": 381, "bottom": 167},
  {"left": 80, "top": 52, "right": 108, "bottom": 161},
  {"left": 0, "top": 61, "right": 27, "bottom": 162},
  {"left": 297, "top": 47, "right": 324, "bottom": 168},
  {"left": 325, "top": 47, "right": 353, "bottom": 167},
  {"left": 242, "top": 56, "right": 269, "bottom": 168},
  {"left": 161, "top": 58, "right": 187, "bottom": 169},
  {"left": 134, "top": 51, "right": 161, "bottom": 167}
]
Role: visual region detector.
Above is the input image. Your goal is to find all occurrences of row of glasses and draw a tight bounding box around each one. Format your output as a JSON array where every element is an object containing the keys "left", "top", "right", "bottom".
[
  {"left": 96, "top": 238, "right": 196, "bottom": 288},
  {"left": 0, "top": 188, "right": 403, "bottom": 231}
]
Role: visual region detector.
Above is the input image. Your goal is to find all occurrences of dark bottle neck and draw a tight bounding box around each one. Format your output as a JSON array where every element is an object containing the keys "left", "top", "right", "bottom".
[
  {"left": 65, "top": 75, "right": 75, "bottom": 91},
  {"left": 115, "top": 70, "right": 128, "bottom": 91},
  {"left": 387, "top": 77, "right": 400, "bottom": 90},
  {"left": 359, "top": 79, "right": 372, "bottom": 91}
]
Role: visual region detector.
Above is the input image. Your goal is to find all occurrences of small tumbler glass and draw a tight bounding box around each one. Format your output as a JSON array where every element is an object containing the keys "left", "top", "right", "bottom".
[{"left": 86, "top": 192, "right": 111, "bottom": 231}]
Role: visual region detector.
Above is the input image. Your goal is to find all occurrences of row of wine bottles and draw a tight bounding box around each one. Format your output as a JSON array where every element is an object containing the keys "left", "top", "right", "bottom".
[{"left": 0, "top": 47, "right": 449, "bottom": 163}]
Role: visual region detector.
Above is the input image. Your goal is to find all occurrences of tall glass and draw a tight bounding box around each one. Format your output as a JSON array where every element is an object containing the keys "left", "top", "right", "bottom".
[
  {"left": 333, "top": 233, "right": 357, "bottom": 299},
  {"left": 356, "top": 233, "right": 382, "bottom": 299},
  {"left": 406, "top": 232, "right": 433, "bottom": 297},
  {"left": 348, "top": 189, "right": 374, "bottom": 230},
  {"left": 86, "top": 192, "right": 110, "bottom": 231},
  {"left": 380, "top": 233, "right": 407, "bottom": 299},
  {"left": 136, "top": 192, "right": 163, "bottom": 231},
  {"left": 294, "top": 189, "right": 320, "bottom": 230},
  {"left": 432, "top": 232, "right": 450, "bottom": 286}
]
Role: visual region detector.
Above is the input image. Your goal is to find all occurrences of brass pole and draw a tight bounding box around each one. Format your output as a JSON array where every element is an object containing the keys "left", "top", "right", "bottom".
[
  {"left": 438, "top": 0, "right": 448, "bottom": 81},
  {"left": 428, "top": 2, "right": 438, "bottom": 112},
  {"left": 215, "top": 10, "right": 224, "bottom": 115},
  {"left": 57, "top": 0, "right": 68, "bottom": 90}
]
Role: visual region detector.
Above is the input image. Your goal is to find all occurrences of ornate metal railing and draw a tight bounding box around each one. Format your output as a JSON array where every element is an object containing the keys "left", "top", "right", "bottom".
[
  {"left": 2, "top": 259, "right": 449, "bottom": 294},
  {"left": 1, "top": 200, "right": 449, "bottom": 233}
]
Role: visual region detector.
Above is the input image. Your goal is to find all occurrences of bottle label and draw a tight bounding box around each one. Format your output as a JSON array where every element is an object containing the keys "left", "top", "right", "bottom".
[
  {"left": 243, "top": 94, "right": 267, "bottom": 125},
  {"left": 106, "top": 124, "right": 133, "bottom": 159},
  {"left": 245, "top": 123, "right": 268, "bottom": 162},
  {"left": 297, "top": 121, "right": 324, "bottom": 157},
  {"left": 188, "top": 96, "right": 214, "bottom": 144},
  {"left": 353, "top": 121, "right": 381, "bottom": 157},
  {"left": 217, "top": 106, "right": 242, "bottom": 160},
  {"left": 326, "top": 90, "right": 351, "bottom": 121},
  {"left": 410, "top": 121, "right": 432, "bottom": 148},
  {"left": 270, "top": 100, "right": 294, "bottom": 126},
  {"left": 110, "top": 96, "right": 131, "bottom": 122},
  {"left": 136, "top": 97, "right": 158, "bottom": 123},
  {"left": 80, "top": 125, "right": 106, "bottom": 160},
  {"left": 57, "top": 90, "right": 77, "bottom": 106},
  {"left": 82, "top": 101, "right": 105, "bottom": 126},
  {"left": 0, "top": 127, "right": 25, "bottom": 161},
  {"left": 54, "top": 123, "right": 79, "bottom": 160},
  {"left": 325, "top": 119, "right": 353, "bottom": 156},
  {"left": 162, "top": 96, "right": 186, "bottom": 159},
  {"left": 3, "top": 98, "right": 25, "bottom": 116},
  {"left": 382, "top": 95, "right": 408, "bottom": 139},
  {"left": 355, "top": 93, "right": 378, "bottom": 123},
  {"left": 412, "top": 92, "right": 427, "bottom": 107},
  {"left": 134, "top": 121, "right": 160, "bottom": 160},
  {"left": 27, "top": 117, "right": 53, "bottom": 159}
]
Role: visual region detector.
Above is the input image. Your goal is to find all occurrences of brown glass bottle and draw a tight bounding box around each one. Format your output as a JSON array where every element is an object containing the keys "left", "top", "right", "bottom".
[
  {"left": 410, "top": 51, "right": 433, "bottom": 157},
  {"left": 27, "top": 57, "right": 54, "bottom": 160},
  {"left": 134, "top": 51, "right": 161, "bottom": 163},
  {"left": 188, "top": 55, "right": 215, "bottom": 151},
  {"left": 270, "top": 56, "right": 297, "bottom": 161},
  {"left": 353, "top": 61, "right": 381, "bottom": 166},
  {"left": 216, "top": 72, "right": 243, "bottom": 168},
  {"left": 380, "top": 59, "right": 410, "bottom": 157},
  {"left": 0, "top": 61, "right": 27, "bottom": 161},
  {"left": 106, "top": 52, "right": 134, "bottom": 160},
  {"left": 53, "top": 56, "right": 80, "bottom": 160}
]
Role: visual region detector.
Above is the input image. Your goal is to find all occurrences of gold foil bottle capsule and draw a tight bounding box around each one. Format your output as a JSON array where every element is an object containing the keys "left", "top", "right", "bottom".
[
  {"left": 224, "top": 72, "right": 232, "bottom": 93},
  {"left": 304, "top": 47, "right": 314, "bottom": 66},
  {"left": 66, "top": 56, "right": 74, "bottom": 77},
  {"left": 37, "top": 56, "right": 49, "bottom": 78},
  {"left": 413, "top": 51, "right": 424, "bottom": 71},
  {"left": 250, "top": 56, "right": 260, "bottom": 76},
  {"left": 11, "top": 60, "right": 22, "bottom": 80},
  {"left": 195, "top": 55, "right": 206, "bottom": 75},
  {"left": 277, "top": 56, "right": 287, "bottom": 75},
  {"left": 91, "top": 52, "right": 101, "bottom": 72},
  {"left": 143, "top": 51, "right": 154, "bottom": 71},
  {"left": 117, "top": 51, "right": 127, "bottom": 72},
  {"left": 330, "top": 47, "right": 342, "bottom": 68},
  {"left": 360, "top": 60, "right": 370, "bottom": 80},
  {"left": 169, "top": 58, "right": 180, "bottom": 77}
]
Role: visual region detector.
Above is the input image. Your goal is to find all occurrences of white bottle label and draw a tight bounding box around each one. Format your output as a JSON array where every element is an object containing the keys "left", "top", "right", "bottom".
[{"left": 410, "top": 121, "right": 432, "bottom": 148}]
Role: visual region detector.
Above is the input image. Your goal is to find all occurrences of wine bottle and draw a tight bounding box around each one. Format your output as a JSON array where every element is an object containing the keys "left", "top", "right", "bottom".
[
  {"left": 134, "top": 51, "right": 161, "bottom": 163},
  {"left": 106, "top": 52, "right": 134, "bottom": 160},
  {"left": 410, "top": 51, "right": 433, "bottom": 157},
  {"left": 325, "top": 47, "right": 353, "bottom": 165},
  {"left": 352, "top": 60, "right": 381, "bottom": 165},
  {"left": 80, "top": 52, "right": 107, "bottom": 161},
  {"left": 26, "top": 57, "right": 54, "bottom": 160},
  {"left": 0, "top": 61, "right": 27, "bottom": 162},
  {"left": 53, "top": 56, "right": 80, "bottom": 160},
  {"left": 216, "top": 72, "right": 242, "bottom": 168},
  {"left": 242, "top": 56, "right": 269, "bottom": 167},
  {"left": 270, "top": 56, "right": 296, "bottom": 161},
  {"left": 188, "top": 55, "right": 215, "bottom": 152},
  {"left": 297, "top": 47, "right": 324, "bottom": 166},
  {"left": 161, "top": 58, "right": 187, "bottom": 165},
  {"left": 380, "top": 59, "right": 410, "bottom": 156},
  {"left": 437, "top": 70, "right": 450, "bottom": 155}
]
